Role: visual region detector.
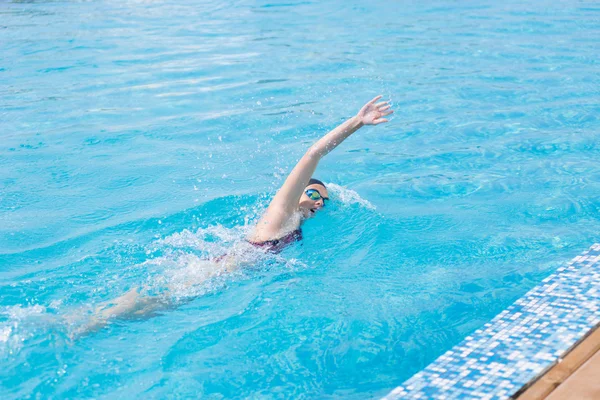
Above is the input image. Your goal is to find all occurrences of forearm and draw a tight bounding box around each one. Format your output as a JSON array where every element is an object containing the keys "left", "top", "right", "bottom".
[
  {"left": 309, "top": 115, "right": 363, "bottom": 158},
  {"left": 268, "top": 115, "right": 363, "bottom": 214},
  {"left": 253, "top": 96, "right": 391, "bottom": 237}
]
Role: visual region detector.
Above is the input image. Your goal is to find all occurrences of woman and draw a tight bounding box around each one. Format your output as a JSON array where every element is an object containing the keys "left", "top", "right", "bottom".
[
  {"left": 74, "top": 96, "right": 393, "bottom": 335},
  {"left": 247, "top": 95, "right": 392, "bottom": 249}
]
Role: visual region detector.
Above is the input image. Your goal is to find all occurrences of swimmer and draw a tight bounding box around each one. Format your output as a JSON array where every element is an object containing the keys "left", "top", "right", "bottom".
[
  {"left": 72, "top": 96, "right": 393, "bottom": 336},
  {"left": 247, "top": 95, "right": 393, "bottom": 246}
]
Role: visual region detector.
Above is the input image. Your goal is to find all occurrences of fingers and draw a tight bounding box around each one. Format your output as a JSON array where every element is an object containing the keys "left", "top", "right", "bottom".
[
  {"left": 373, "top": 118, "right": 389, "bottom": 125},
  {"left": 368, "top": 95, "right": 383, "bottom": 105},
  {"left": 363, "top": 96, "right": 394, "bottom": 125}
]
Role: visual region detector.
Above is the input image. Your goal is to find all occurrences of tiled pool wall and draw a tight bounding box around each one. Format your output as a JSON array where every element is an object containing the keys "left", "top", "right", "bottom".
[{"left": 386, "top": 244, "right": 600, "bottom": 400}]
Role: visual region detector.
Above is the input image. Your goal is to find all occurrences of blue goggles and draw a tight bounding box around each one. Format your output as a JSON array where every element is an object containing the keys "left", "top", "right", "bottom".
[{"left": 305, "top": 188, "right": 329, "bottom": 203}]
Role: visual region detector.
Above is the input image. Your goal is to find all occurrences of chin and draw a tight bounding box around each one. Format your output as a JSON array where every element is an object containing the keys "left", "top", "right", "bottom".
[{"left": 301, "top": 208, "right": 315, "bottom": 219}]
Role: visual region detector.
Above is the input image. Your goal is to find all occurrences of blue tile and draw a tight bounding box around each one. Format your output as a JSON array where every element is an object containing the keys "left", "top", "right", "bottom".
[{"left": 384, "top": 243, "right": 600, "bottom": 399}]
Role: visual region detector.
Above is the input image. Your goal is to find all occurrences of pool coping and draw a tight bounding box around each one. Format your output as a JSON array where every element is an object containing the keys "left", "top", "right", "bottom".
[
  {"left": 514, "top": 320, "right": 600, "bottom": 399},
  {"left": 385, "top": 243, "right": 600, "bottom": 400},
  {"left": 542, "top": 341, "right": 600, "bottom": 399}
]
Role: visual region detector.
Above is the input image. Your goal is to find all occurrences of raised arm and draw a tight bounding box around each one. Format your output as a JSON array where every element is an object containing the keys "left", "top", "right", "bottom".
[{"left": 251, "top": 96, "right": 393, "bottom": 241}]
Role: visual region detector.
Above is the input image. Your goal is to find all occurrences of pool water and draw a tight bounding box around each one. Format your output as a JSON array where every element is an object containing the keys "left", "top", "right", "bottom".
[{"left": 1, "top": 0, "right": 599, "bottom": 398}]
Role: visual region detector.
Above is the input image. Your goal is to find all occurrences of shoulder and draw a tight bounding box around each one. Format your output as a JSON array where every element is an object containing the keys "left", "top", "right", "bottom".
[{"left": 249, "top": 210, "right": 302, "bottom": 243}]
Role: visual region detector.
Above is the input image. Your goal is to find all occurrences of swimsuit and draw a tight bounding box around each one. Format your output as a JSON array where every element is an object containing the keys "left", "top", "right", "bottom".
[
  {"left": 212, "top": 229, "right": 302, "bottom": 264},
  {"left": 248, "top": 229, "right": 302, "bottom": 253}
]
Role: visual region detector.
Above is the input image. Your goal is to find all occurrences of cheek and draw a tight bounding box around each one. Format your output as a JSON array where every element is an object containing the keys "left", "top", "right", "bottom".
[{"left": 298, "top": 198, "right": 313, "bottom": 208}]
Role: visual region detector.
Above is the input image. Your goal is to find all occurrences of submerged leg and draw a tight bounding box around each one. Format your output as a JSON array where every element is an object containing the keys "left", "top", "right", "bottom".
[
  {"left": 70, "top": 257, "right": 239, "bottom": 338},
  {"left": 72, "top": 287, "right": 170, "bottom": 337},
  {"left": 96, "top": 287, "right": 168, "bottom": 319}
]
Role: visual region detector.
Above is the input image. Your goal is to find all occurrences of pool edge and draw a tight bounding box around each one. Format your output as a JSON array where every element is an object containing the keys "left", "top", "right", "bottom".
[{"left": 385, "top": 243, "right": 600, "bottom": 399}]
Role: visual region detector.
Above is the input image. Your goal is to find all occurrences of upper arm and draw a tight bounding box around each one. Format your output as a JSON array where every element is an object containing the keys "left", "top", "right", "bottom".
[
  {"left": 252, "top": 148, "right": 320, "bottom": 239},
  {"left": 250, "top": 111, "right": 369, "bottom": 241},
  {"left": 270, "top": 148, "right": 319, "bottom": 213}
]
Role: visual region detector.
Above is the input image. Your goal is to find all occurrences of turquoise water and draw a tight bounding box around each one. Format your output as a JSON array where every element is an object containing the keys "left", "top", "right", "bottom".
[{"left": 1, "top": 0, "right": 600, "bottom": 398}]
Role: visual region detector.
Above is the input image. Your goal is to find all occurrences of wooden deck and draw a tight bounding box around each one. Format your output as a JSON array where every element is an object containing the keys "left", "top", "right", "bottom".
[{"left": 514, "top": 323, "right": 600, "bottom": 399}]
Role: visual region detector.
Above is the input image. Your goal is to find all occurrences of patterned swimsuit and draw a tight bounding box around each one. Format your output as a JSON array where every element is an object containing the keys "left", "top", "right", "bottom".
[{"left": 248, "top": 229, "right": 303, "bottom": 253}]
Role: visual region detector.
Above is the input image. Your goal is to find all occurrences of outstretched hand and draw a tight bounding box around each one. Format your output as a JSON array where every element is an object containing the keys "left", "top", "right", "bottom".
[{"left": 356, "top": 95, "right": 393, "bottom": 125}]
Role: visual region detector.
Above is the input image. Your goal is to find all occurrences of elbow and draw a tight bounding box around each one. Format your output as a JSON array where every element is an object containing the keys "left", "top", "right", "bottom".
[{"left": 306, "top": 146, "right": 323, "bottom": 160}]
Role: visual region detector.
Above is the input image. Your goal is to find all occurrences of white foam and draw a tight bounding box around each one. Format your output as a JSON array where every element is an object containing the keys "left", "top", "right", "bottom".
[
  {"left": 147, "top": 224, "right": 307, "bottom": 301},
  {"left": 0, "top": 216, "right": 317, "bottom": 348},
  {"left": 142, "top": 253, "right": 232, "bottom": 300},
  {"left": 0, "top": 304, "right": 51, "bottom": 355},
  {"left": 159, "top": 224, "right": 245, "bottom": 248},
  {"left": 2, "top": 304, "right": 47, "bottom": 319},
  {"left": 0, "top": 326, "right": 12, "bottom": 344},
  {"left": 326, "top": 182, "right": 376, "bottom": 210}
]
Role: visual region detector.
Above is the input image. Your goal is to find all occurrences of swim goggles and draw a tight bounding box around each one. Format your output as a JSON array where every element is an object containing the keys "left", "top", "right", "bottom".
[{"left": 305, "top": 189, "right": 329, "bottom": 203}]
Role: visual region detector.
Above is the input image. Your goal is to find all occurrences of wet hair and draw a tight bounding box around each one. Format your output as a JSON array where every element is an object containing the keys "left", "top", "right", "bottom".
[{"left": 308, "top": 178, "right": 326, "bottom": 188}]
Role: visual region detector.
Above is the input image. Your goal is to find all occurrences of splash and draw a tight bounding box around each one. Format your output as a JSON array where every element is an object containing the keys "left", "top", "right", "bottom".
[
  {"left": 0, "top": 221, "right": 312, "bottom": 348},
  {"left": 145, "top": 224, "right": 307, "bottom": 301},
  {"left": 0, "top": 224, "right": 305, "bottom": 348},
  {"left": 0, "top": 304, "right": 54, "bottom": 356},
  {"left": 156, "top": 224, "right": 251, "bottom": 254},
  {"left": 326, "top": 183, "right": 376, "bottom": 210}
]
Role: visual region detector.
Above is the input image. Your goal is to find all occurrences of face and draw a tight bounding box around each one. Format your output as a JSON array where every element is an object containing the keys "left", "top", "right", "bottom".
[{"left": 298, "top": 183, "right": 329, "bottom": 217}]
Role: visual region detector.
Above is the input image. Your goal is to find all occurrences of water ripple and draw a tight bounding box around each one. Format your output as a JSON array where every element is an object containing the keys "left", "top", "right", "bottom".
[{"left": 2, "top": 0, "right": 600, "bottom": 398}]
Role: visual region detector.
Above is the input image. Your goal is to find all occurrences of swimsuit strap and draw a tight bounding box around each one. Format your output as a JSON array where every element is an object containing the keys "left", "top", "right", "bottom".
[{"left": 249, "top": 229, "right": 302, "bottom": 253}]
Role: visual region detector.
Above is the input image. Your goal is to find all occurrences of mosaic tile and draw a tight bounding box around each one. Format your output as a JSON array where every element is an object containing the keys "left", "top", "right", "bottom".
[{"left": 385, "top": 243, "right": 600, "bottom": 399}]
